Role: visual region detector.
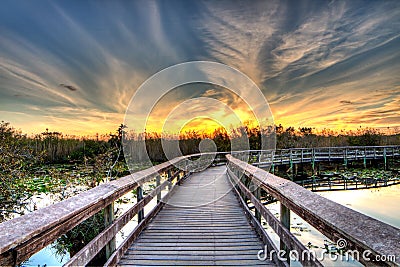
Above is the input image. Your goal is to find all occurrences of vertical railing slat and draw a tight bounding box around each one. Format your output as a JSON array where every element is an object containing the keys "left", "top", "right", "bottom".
[
  {"left": 280, "top": 203, "right": 290, "bottom": 264},
  {"left": 137, "top": 186, "right": 144, "bottom": 223},
  {"left": 104, "top": 202, "right": 116, "bottom": 259},
  {"left": 156, "top": 175, "right": 161, "bottom": 203}
]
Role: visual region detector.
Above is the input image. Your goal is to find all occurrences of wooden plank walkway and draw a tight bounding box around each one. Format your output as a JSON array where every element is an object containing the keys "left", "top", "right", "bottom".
[{"left": 118, "top": 166, "right": 272, "bottom": 266}]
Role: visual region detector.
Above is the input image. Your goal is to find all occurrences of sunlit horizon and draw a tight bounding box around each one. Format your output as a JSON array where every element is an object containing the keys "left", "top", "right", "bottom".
[
  {"left": 1, "top": 1, "right": 399, "bottom": 138},
  {"left": 6, "top": 117, "right": 399, "bottom": 139}
]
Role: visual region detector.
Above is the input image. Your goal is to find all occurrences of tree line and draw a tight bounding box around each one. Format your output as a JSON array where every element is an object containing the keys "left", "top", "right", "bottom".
[{"left": 1, "top": 121, "right": 399, "bottom": 165}]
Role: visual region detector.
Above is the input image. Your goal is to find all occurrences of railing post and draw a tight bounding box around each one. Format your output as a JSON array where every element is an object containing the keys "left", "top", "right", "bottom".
[
  {"left": 364, "top": 147, "right": 367, "bottom": 169},
  {"left": 241, "top": 172, "right": 247, "bottom": 201},
  {"left": 328, "top": 147, "right": 331, "bottom": 161},
  {"left": 156, "top": 175, "right": 161, "bottom": 203},
  {"left": 167, "top": 169, "right": 172, "bottom": 191},
  {"left": 384, "top": 148, "right": 387, "bottom": 170},
  {"left": 301, "top": 149, "right": 304, "bottom": 162},
  {"left": 280, "top": 203, "right": 290, "bottom": 264},
  {"left": 312, "top": 149, "right": 315, "bottom": 174},
  {"left": 104, "top": 202, "right": 116, "bottom": 259},
  {"left": 289, "top": 149, "right": 294, "bottom": 181},
  {"left": 137, "top": 186, "right": 144, "bottom": 223},
  {"left": 254, "top": 182, "right": 261, "bottom": 223}
]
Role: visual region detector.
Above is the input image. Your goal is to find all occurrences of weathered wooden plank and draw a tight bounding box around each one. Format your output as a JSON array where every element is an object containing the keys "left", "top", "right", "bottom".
[
  {"left": 118, "top": 259, "right": 272, "bottom": 266},
  {"left": 141, "top": 229, "right": 258, "bottom": 234},
  {"left": 145, "top": 222, "right": 250, "bottom": 227},
  {"left": 116, "top": 166, "right": 273, "bottom": 266},
  {"left": 151, "top": 217, "right": 247, "bottom": 221},
  {"left": 121, "top": 254, "right": 268, "bottom": 260},
  {"left": 138, "top": 233, "right": 258, "bottom": 238},
  {"left": 125, "top": 249, "right": 262, "bottom": 256},
  {"left": 145, "top": 226, "right": 253, "bottom": 231},
  {"left": 136, "top": 238, "right": 260, "bottom": 243},
  {"left": 128, "top": 245, "right": 263, "bottom": 251}
]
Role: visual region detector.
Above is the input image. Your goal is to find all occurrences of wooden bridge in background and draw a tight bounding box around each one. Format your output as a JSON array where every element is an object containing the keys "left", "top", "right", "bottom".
[
  {"left": 252, "top": 145, "right": 400, "bottom": 169},
  {"left": 0, "top": 146, "right": 399, "bottom": 266}
]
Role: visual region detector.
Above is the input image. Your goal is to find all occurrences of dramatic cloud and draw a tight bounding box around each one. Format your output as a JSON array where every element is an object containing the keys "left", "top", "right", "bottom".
[{"left": 0, "top": 0, "right": 399, "bottom": 135}]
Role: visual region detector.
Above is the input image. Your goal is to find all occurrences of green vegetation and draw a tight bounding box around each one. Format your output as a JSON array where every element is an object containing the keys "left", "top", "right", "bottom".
[
  {"left": 275, "top": 125, "right": 399, "bottom": 148},
  {"left": 53, "top": 211, "right": 107, "bottom": 265},
  {"left": 0, "top": 122, "right": 128, "bottom": 222}
]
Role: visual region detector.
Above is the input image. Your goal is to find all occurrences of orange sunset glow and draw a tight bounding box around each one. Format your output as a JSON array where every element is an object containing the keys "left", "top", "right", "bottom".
[{"left": 0, "top": 1, "right": 399, "bottom": 136}]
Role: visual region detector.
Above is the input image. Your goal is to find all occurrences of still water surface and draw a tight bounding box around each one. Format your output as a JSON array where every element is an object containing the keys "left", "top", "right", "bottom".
[{"left": 264, "top": 184, "right": 400, "bottom": 266}]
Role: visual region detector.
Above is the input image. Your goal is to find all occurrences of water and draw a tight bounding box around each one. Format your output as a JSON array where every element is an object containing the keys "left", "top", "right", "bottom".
[
  {"left": 23, "top": 246, "right": 69, "bottom": 267},
  {"left": 263, "top": 184, "right": 400, "bottom": 266},
  {"left": 319, "top": 184, "right": 400, "bottom": 228}
]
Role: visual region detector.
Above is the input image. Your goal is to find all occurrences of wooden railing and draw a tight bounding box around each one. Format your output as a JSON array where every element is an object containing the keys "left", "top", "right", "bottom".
[
  {"left": 249, "top": 145, "right": 400, "bottom": 168},
  {"left": 297, "top": 175, "right": 400, "bottom": 192},
  {"left": 226, "top": 154, "right": 400, "bottom": 267},
  {"left": 0, "top": 152, "right": 227, "bottom": 266}
]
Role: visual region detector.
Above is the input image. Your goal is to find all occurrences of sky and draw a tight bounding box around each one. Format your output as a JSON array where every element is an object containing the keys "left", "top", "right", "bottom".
[{"left": 0, "top": 0, "right": 399, "bottom": 136}]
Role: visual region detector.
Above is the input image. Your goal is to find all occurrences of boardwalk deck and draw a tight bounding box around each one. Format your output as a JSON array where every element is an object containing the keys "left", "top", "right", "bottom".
[
  {"left": 118, "top": 166, "right": 272, "bottom": 266},
  {"left": 1, "top": 147, "right": 398, "bottom": 266}
]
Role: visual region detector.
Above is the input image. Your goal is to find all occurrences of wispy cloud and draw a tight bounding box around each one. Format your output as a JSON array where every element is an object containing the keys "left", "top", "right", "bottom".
[{"left": 0, "top": 0, "right": 399, "bottom": 134}]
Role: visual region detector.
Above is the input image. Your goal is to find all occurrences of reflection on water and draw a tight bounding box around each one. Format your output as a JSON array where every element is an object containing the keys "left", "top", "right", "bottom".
[
  {"left": 264, "top": 184, "right": 400, "bottom": 266},
  {"left": 319, "top": 184, "right": 400, "bottom": 228},
  {"left": 22, "top": 245, "right": 69, "bottom": 267}
]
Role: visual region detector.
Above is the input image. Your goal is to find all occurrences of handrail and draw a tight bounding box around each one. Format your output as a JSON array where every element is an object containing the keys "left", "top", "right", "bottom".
[
  {"left": 226, "top": 154, "right": 400, "bottom": 266},
  {"left": 227, "top": 167, "right": 322, "bottom": 267},
  {"left": 240, "top": 145, "right": 400, "bottom": 153},
  {"left": 251, "top": 146, "right": 400, "bottom": 169},
  {"left": 0, "top": 153, "right": 227, "bottom": 266},
  {"left": 64, "top": 170, "right": 180, "bottom": 266}
]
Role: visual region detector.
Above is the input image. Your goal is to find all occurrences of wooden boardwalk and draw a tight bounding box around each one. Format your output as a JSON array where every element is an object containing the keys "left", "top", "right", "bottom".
[
  {"left": 118, "top": 166, "right": 272, "bottom": 266},
  {"left": 1, "top": 147, "right": 399, "bottom": 267}
]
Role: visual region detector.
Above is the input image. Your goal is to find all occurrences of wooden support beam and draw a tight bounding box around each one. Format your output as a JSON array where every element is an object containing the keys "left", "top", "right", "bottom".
[
  {"left": 137, "top": 186, "right": 144, "bottom": 223},
  {"left": 254, "top": 186, "right": 261, "bottom": 223},
  {"left": 384, "top": 148, "right": 388, "bottom": 170},
  {"left": 280, "top": 203, "right": 290, "bottom": 265},
  {"left": 167, "top": 169, "right": 172, "bottom": 191},
  {"left": 104, "top": 202, "right": 116, "bottom": 259},
  {"left": 156, "top": 175, "right": 161, "bottom": 203}
]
